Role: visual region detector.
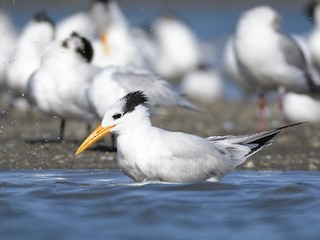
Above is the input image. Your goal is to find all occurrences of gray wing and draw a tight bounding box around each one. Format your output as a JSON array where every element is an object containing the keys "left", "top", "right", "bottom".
[
  {"left": 279, "top": 34, "right": 320, "bottom": 92},
  {"left": 113, "top": 67, "right": 206, "bottom": 113},
  {"left": 113, "top": 67, "right": 178, "bottom": 106},
  {"left": 159, "top": 131, "right": 247, "bottom": 182},
  {"left": 279, "top": 34, "right": 308, "bottom": 70}
]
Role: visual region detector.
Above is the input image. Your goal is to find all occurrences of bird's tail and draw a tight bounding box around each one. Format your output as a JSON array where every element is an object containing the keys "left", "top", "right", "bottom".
[{"left": 207, "top": 122, "right": 305, "bottom": 167}]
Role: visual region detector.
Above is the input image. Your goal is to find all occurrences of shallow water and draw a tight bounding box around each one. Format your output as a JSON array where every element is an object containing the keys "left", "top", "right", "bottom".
[{"left": 0, "top": 170, "right": 319, "bottom": 240}]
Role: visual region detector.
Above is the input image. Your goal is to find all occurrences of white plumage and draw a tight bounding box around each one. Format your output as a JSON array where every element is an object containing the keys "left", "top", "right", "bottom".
[
  {"left": 77, "top": 91, "right": 299, "bottom": 183},
  {"left": 151, "top": 14, "right": 202, "bottom": 80},
  {"left": 0, "top": 11, "right": 17, "bottom": 86},
  {"left": 87, "top": 66, "right": 204, "bottom": 119},
  {"left": 56, "top": 0, "right": 110, "bottom": 41},
  {"left": 28, "top": 33, "right": 99, "bottom": 122},
  {"left": 180, "top": 66, "right": 224, "bottom": 102},
  {"left": 234, "top": 6, "right": 316, "bottom": 92},
  {"left": 6, "top": 12, "right": 55, "bottom": 97},
  {"left": 91, "top": 1, "right": 145, "bottom": 68},
  {"left": 284, "top": 92, "right": 320, "bottom": 122}
]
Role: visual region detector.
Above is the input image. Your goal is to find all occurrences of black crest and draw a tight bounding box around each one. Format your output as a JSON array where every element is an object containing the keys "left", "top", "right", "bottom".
[
  {"left": 33, "top": 11, "right": 54, "bottom": 27},
  {"left": 123, "top": 91, "right": 149, "bottom": 114},
  {"left": 306, "top": 1, "right": 319, "bottom": 22},
  {"left": 71, "top": 32, "right": 94, "bottom": 63}
]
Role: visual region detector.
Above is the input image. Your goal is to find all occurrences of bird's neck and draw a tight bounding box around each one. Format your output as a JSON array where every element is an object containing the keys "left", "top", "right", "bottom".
[{"left": 119, "top": 118, "right": 152, "bottom": 137}]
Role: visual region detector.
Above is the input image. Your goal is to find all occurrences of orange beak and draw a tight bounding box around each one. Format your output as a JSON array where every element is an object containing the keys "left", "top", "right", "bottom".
[
  {"left": 100, "top": 33, "right": 109, "bottom": 55},
  {"left": 75, "top": 124, "right": 115, "bottom": 155}
]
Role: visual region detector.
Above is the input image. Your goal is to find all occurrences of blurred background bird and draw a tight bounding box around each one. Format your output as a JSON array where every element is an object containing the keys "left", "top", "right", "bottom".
[{"left": 1, "top": 0, "right": 319, "bottom": 143}]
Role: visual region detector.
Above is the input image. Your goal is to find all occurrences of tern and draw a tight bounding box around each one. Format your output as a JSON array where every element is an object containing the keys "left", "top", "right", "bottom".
[
  {"left": 76, "top": 91, "right": 301, "bottom": 183},
  {"left": 87, "top": 65, "right": 205, "bottom": 119},
  {"left": 28, "top": 32, "right": 100, "bottom": 141}
]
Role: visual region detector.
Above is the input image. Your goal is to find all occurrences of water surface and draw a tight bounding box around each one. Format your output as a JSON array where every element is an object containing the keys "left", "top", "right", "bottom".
[{"left": 0, "top": 170, "right": 319, "bottom": 240}]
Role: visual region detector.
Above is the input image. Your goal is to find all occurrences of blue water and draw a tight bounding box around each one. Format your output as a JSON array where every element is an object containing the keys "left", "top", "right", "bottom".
[{"left": 0, "top": 170, "right": 319, "bottom": 240}]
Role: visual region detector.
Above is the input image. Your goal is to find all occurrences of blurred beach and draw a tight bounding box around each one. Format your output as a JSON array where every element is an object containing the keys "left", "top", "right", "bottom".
[{"left": 1, "top": 98, "right": 320, "bottom": 170}]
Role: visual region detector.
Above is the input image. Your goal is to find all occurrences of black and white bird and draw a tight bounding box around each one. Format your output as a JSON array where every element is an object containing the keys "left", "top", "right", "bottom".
[
  {"left": 28, "top": 32, "right": 100, "bottom": 141},
  {"left": 76, "top": 91, "right": 301, "bottom": 183}
]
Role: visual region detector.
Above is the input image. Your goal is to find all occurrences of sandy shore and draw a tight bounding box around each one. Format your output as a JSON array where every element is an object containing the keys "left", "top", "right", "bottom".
[{"left": 1, "top": 97, "right": 319, "bottom": 171}]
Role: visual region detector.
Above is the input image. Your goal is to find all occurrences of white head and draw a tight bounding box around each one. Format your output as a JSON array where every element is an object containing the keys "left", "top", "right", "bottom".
[
  {"left": 76, "top": 91, "right": 151, "bottom": 155},
  {"left": 236, "top": 6, "right": 280, "bottom": 36},
  {"left": 40, "top": 32, "right": 94, "bottom": 68}
]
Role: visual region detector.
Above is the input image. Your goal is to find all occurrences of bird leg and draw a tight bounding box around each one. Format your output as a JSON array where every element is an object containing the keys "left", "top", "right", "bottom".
[
  {"left": 58, "top": 118, "right": 66, "bottom": 142},
  {"left": 258, "top": 92, "right": 266, "bottom": 132}
]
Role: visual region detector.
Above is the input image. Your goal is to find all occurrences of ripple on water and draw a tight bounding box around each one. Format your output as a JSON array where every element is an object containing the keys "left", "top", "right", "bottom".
[{"left": 0, "top": 170, "right": 319, "bottom": 240}]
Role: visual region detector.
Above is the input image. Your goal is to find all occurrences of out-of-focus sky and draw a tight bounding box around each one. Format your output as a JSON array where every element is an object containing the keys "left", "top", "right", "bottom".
[{"left": 1, "top": 0, "right": 313, "bottom": 38}]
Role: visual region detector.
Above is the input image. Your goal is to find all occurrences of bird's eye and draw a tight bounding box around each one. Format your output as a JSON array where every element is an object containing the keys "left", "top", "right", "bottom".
[{"left": 112, "top": 113, "right": 122, "bottom": 120}]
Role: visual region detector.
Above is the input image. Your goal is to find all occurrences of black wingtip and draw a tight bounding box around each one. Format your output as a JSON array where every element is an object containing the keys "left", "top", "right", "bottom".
[
  {"left": 245, "top": 122, "right": 306, "bottom": 158},
  {"left": 275, "top": 122, "right": 307, "bottom": 131}
]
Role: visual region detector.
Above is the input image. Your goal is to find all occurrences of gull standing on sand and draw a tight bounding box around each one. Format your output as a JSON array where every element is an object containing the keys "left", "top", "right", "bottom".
[
  {"left": 28, "top": 32, "right": 100, "bottom": 141},
  {"left": 87, "top": 66, "right": 205, "bottom": 119},
  {"left": 6, "top": 12, "right": 55, "bottom": 99},
  {"left": 76, "top": 91, "right": 301, "bottom": 183},
  {"left": 233, "top": 6, "right": 320, "bottom": 130}
]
